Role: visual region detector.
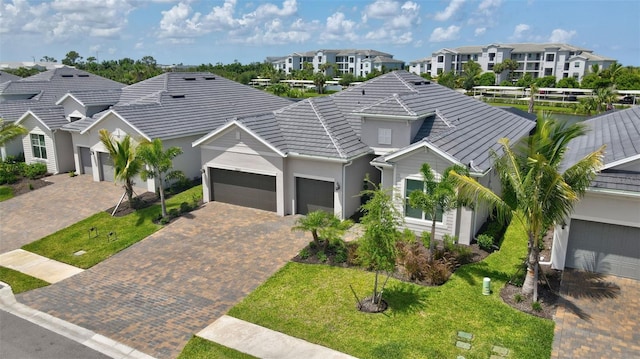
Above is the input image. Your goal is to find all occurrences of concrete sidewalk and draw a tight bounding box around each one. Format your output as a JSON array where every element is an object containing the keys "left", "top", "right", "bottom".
[
  {"left": 198, "top": 315, "right": 358, "bottom": 359},
  {"left": 0, "top": 249, "right": 83, "bottom": 283},
  {"left": 0, "top": 281, "right": 154, "bottom": 359}
]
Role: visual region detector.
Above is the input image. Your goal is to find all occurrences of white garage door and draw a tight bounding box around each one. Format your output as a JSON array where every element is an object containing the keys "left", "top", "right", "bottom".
[{"left": 566, "top": 219, "right": 640, "bottom": 280}]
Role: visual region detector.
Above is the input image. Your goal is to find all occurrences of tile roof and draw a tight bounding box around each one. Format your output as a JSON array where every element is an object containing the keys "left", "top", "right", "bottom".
[
  {"left": 0, "top": 71, "right": 21, "bottom": 83},
  {"left": 590, "top": 171, "right": 640, "bottom": 193},
  {"left": 63, "top": 89, "right": 122, "bottom": 106},
  {"left": 0, "top": 67, "right": 124, "bottom": 122},
  {"left": 22, "top": 106, "right": 67, "bottom": 130}
]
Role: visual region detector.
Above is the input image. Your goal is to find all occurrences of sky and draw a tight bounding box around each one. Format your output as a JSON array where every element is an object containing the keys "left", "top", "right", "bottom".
[{"left": 1, "top": 0, "right": 639, "bottom": 67}]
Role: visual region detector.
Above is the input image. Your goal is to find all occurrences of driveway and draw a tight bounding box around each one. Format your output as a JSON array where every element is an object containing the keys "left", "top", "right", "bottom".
[
  {"left": 0, "top": 174, "right": 133, "bottom": 252},
  {"left": 552, "top": 269, "right": 640, "bottom": 358},
  {"left": 17, "top": 202, "right": 310, "bottom": 359}
]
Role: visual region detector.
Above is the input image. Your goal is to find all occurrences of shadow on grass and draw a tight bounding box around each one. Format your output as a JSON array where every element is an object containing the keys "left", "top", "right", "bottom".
[
  {"left": 384, "top": 281, "right": 429, "bottom": 314},
  {"left": 454, "top": 261, "right": 512, "bottom": 286}
]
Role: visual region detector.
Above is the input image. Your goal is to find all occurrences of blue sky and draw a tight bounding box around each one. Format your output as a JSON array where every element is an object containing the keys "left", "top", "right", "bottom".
[{"left": 1, "top": 0, "right": 639, "bottom": 67}]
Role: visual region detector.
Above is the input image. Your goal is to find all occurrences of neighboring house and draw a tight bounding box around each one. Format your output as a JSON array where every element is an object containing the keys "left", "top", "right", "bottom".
[
  {"left": 409, "top": 43, "right": 615, "bottom": 83},
  {"left": 61, "top": 72, "right": 293, "bottom": 192},
  {"left": 552, "top": 107, "right": 640, "bottom": 280},
  {"left": 0, "top": 67, "right": 124, "bottom": 162},
  {"left": 267, "top": 49, "right": 404, "bottom": 77},
  {"left": 193, "top": 71, "right": 535, "bottom": 245},
  {"left": 0, "top": 71, "right": 21, "bottom": 84}
]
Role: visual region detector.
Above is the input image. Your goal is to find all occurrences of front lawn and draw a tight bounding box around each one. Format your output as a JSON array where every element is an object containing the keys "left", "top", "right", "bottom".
[
  {"left": 22, "top": 186, "right": 202, "bottom": 269},
  {"left": 0, "top": 186, "right": 13, "bottom": 201},
  {"left": 178, "top": 337, "right": 256, "bottom": 359},
  {"left": 0, "top": 266, "right": 49, "bottom": 294},
  {"left": 182, "top": 218, "right": 554, "bottom": 358}
]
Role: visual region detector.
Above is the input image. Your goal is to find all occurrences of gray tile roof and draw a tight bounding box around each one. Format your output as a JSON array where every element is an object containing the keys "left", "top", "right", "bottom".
[
  {"left": 590, "top": 172, "right": 640, "bottom": 193},
  {"left": 0, "top": 71, "right": 21, "bottom": 83},
  {"left": 0, "top": 67, "right": 124, "bottom": 122},
  {"left": 63, "top": 72, "right": 293, "bottom": 140},
  {"left": 65, "top": 89, "right": 122, "bottom": 106},
  {"left": 24, "top": 106, "right": 67, "bottom": 130}
]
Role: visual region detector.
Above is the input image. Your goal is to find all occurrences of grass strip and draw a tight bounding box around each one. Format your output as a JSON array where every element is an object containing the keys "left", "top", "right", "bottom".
[{"left": 0, "top": 266, "right": 49, "bottom": 294}]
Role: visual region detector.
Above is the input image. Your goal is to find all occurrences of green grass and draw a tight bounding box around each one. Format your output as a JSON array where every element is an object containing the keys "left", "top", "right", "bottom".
[
  {"left": 0, "top": 186, "right": 14, "bottom": 201},
  {"left": 0, "top": 266, "right": 49, "bottom": 294},
  {"left": 22, "top": 186, "right": 202, "bottom": 269},
  {"left": 486, "top": 100, "right": 579, "bottom": 115},
  {"left": 177, "top": 336, "right": 257, "bottom": 359},
  {"left": 181, "top": 218, "right": 553, "bottom": 359}
]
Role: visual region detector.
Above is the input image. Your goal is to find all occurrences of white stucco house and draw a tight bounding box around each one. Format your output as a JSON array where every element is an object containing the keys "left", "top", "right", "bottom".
[
  {"left": 193, "top": 71, "right": 535, "bottom": 245},
  {"left": 552, "top": 107, "right": 640, "bottom": 280}
]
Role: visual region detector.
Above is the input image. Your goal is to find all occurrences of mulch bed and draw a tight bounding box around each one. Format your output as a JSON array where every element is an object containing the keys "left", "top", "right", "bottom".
[
  {"left": 2, "top": 176, "right": 52, "bottom": 196},
  {"left": 104, "top": 192, "right": 160, "bottom": 217}
]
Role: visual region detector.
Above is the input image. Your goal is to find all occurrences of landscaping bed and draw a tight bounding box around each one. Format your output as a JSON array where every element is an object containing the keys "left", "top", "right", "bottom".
[{"left": 1, "top": 176, "right": 52, "bottom": 197}]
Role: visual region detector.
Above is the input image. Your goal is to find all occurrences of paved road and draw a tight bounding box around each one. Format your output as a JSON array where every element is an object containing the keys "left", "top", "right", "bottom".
[
  {"left": 17, "top": 202, "right": 310, "bottom": 358},
  {"left": 0, "top": 309, "right": 111, "bottom": 359}
]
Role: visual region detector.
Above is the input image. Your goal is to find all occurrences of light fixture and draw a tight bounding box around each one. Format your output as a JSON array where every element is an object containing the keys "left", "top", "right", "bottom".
[{"left": 334, "top": 182, "right": 340, "bottom": 191}]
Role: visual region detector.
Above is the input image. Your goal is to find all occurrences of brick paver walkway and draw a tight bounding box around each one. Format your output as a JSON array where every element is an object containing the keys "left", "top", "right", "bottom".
[
  {"left": 0, "top": 174, "right": 136, "bottom": 252},
  {"left": 17, "top": 202, "right": 310, "bottom": 359},
  {"left": 552, "top": 269, "right": 640, "bottom": 358}
]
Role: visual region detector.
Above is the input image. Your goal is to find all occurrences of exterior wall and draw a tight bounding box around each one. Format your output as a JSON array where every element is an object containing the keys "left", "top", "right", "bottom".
[
  {"left": 20, "top": 116, "right": 58, "bottom": 174},
  {"left": 199, "top": 126, "right": 285, "bottom": 215},
  {"left": 360, "top": 117, "right": 420, "bottom": 153},
  {"left": 285, "top": 157, "right": 342, "bottom": 217},
  {"left": 163, "top": 135, "right": 203, "bottom": 182},
  {"left": 552, "top": 190, "right": 640, "bottom": 270},
  {"left": 343, "top": 154, "right": 379, "bottom": 219},
  {"left": 60, "top": 98, "right": 86, "bottom": 117},
  {"left": 1, "top": 138, "right": 24, "bottom": 160},
  {"left": 53, "top": 130, "right": 75, "bottom": 173}
]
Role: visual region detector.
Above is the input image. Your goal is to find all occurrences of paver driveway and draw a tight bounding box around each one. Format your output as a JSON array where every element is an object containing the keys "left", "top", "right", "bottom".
[
  {"left": 17, "top": 202, "right": 310, "bottom": 359},
  {"left": 0, "top": 174, "right": 133, "bottom": 252},
  {"left": 552, "top": 269, "right": 640, "bottom": 358}
]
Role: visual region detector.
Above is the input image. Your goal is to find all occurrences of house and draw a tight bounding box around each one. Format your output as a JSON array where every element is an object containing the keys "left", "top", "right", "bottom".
[
  {"left": 267, "top": 49, "right": 404, "bottom": 78},
  {"left": 552, "top": 107, "right": 640, "bottom": 280},
  {"left": 193, "top": 71, "right": 535, "bottom": 244},
  {"left": 0, "top": 67, "right": 124, "bottom": 162},
  {"left": 409, "top": 43, "right": 616, "bottom": 83},
  {"left": 60, "top": 72, "right": 293, "bottom": 192}
]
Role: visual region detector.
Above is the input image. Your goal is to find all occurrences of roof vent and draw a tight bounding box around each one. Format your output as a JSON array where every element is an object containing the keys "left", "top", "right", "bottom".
[
  {"left": 171, "top": 94, "right": 185, "bottom": 98},
  {"left": 204, "top": 76, "right": 216, "bottom": 80},
  {"left": 61, "top": 74, "right": 73, "bottom": 78},
  {"left": 362, "top": 89, "right": 365, "bottom": 95},
  {"left": 77, "top": 74, "right": 89, "bottom": 77},
  {"left": 184, "top": 77, "right": 196, "bottom": 81}
]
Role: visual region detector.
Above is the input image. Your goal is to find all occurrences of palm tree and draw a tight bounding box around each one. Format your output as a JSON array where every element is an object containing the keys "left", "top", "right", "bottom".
[
  {"left": 313, "top": 72, "right": 327, "bottom": 94},
  {"left": 590, "top": 63, "right": 601, "bottom": 75},
  {"left": 594, "top": 87, "right": 617, "bottom": 112},
  {"left": 0, "top": 119, "right": 28, "bottom": 146},
  {"left": 408, "top": 163, "right": 468, "bottom": 257},
  {"left": 449, "top": 116, "right": 604, "bottom": 303},
  {"left": 136, "top": 138, "right": 184, "bottom": 218},
  {"left": 528, "top": 83, "right": 538, "bottom": 114},
  {"left": 99, "top": 129, "right": 143, "bottom": 208},
  {"left": 291, "top": 210, "right": 353, "bottom": 253}
]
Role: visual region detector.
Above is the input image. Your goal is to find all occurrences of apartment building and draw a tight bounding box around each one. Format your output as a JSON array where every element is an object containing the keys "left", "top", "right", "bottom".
[
  {"left": 267, "top": 49, "right": 404, "bottom": 78},
  {"left": 409, "top": 43, "right": 615, "bottom": 83}
]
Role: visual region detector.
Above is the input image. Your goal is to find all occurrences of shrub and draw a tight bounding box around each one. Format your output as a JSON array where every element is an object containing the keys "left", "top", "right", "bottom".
[
  {"left": 0, "top": 168, "right": 17, "bottom": 184},
  {"left": 400, "top": 228, "right": 417, "bottom": 243},
  {"left": 334, "top": 246, "right": 347, "bottom": 263},
  {"left": 180, "top": 201, "right": 192, "bottom": 213},
  {"left": 443, "top": 234, "right": 458, "bottom": 252},
  {"left": 346, "top": 241, "right": 359, "bottom": 266},
  {"left": 168, "top": 208, "right": 179, "bottom": 218},
  {"left": 3, "top": 153, "right": 25, "bottom": 163},
  {"left": 514, "top": 293, "right": 524, "bottom": 303},
  {"left": 397, "top": 242, "right": 429, "bottom": 281},
  {"left": 453, "top": 244, "right": 473, "bottom": 265},
  {"left": 298, "top": 247, "right": 310, "bottom": 260},
  {"left": 424, "top": 258, "right": 455, "bottom": 285},
  {"left": 477, "top": 234, "right": 494, "bottom": 251},
  {"left": 532, "top": 301, "right": 542, "bottom": 312},
  {"left": 316, "top": 252, "right": 328, "bottom": 263},
  {"left": 420, "top": 231, "right": 431, "bottom": 249},
  {"left": 24, "top": 163, "right": 47, "bottom": 179},
  {"left": 160, "top": 217, "right": 171, "bottom": 225}
]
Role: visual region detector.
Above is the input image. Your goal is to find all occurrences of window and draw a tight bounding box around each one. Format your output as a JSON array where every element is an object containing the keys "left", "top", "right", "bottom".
[
  {"left": 544, "top": 68, "right": 553, "bottom": 76},
  {"left": 378, "top": 128, "right": 392, "bottom": 145},
  {"left": 31, "top": 134, "right": 47, "bottom": 159},
  {"left": 349, "top": 57, "right": 354, "bottom": 63},
  {"left": 437, "top": 56, "right": 444, "bottom": 63},
  {"left": 574, "top": 62, "right": 580, "bottom": 67},
  {"left": 488, "top": 53, "right": 495, "bottom": 61},
  {"left": 546, "top": 54, "right": 555, "bottom": 61},
  {"left": 573, "top": 72, "right": 579, "bottom": 79},
  {"left": 564, "top": 63, "right": 570, "bottom": 71},
  {"left": 288, "top": 58, "right": 292, "bottom": 63},
  {"left": 318, "top": 56, "right": 322, "bottom": 62},
  {"left": 405, "top": 179, "right": 443, "bottom": 221}
]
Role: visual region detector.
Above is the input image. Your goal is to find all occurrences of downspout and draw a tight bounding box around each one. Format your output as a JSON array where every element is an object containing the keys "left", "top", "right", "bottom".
[{"left": 341, "top": 160, "right": 353, "bottom": 220}]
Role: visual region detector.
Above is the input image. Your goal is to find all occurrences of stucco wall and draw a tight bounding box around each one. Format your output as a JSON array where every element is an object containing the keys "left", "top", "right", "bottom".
[
  {"left": 54, "top": 130, "right": 75, "bottom": 173},
  {"left": 164, "top": 135, "right": 203, "bottom": 182},
  {"left": 343, "top": 154, "right": 378, "bottom": 219},
  {"left": 21, "top": 116, "right": 58, "bottom": 174},
  {"left": 360, "top": 117, "right": 419, "bottom": 151}
]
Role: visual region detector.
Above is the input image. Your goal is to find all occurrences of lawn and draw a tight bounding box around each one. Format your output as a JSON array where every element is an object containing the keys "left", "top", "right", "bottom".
[
  {"left": 22, "top": 186, "right": 202, "bottom": 269},
  {"left": 0, "top": 186, "right": 13, "bottom": 201},
  {"left": 0, "top": 266, "right": 49, "bottom": 294},
  {"left": 178, "top": 337, "right": 256, "bottom": 359},
  {"left": 182, "top": 217, "right": 554, "bottom": 359}
]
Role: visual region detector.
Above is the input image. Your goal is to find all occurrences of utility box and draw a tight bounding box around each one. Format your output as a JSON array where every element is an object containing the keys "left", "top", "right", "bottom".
[{"left": 482, "top": 277, "right": 491, "bottom": 295}]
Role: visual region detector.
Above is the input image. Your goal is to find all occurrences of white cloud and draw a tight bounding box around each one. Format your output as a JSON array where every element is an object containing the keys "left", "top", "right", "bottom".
[
  {"left": 434, "top": 0, "right": 464, "bottom": 21},
  {"left": 478, "top": 0, "right": 501, "bottom": 15},
  {"left": 364, "top": 0, "right": 400, "bottom": 20},
  {"left": 158, "top": 2, "right": 207, "bottom": 39},
  {"left": 475, "top": 27, "right": 486, "bottom": 36},
  {"left": 549, "top": 28, "right": 576, "bottom": 43},
  {"left": 511, "top": 23, "right": 531, "bottom": 40},
  {"left": 429, "top": 25, "right": 460, "bottom": 42},
  {"left": 359, "top": 0, "right": 420, "bottom": 44},
  {"left": 322, "top": 12, "right": 358, "bottom": 42}
]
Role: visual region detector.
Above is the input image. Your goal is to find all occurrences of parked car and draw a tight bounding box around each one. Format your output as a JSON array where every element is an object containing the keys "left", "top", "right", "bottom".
[{"left": 620, "top": 96, "right": 636, "bottom": 104}]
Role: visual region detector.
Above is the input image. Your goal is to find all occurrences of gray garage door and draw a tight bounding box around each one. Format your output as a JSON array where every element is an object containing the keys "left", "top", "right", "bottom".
[
  {"left": 99, "top": 152, "right": 114, "bottom": 182},
  {"left": 566, "top": 219, "right": 640, "bottom": 280},
  {"left": 296, "top": 177, "right": 334, "bottom": 215},
  {"left": 210, "top": 168, "right": 276, "bottom": 212},
  {"left": 79, "top": 147, "right": 92, "bottom": 176}
]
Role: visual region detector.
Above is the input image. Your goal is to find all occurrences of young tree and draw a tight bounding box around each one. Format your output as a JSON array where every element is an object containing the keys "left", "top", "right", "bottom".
[
  {"left": 99, "top": 129, "right": 143, "bottom": 208},
  {"left": 501, "top": 59, "right": 519, "bottom": 82},
  {"left": 449, "top": 117, "right": 604, "bottom": 303},
  {"left": 292, "top": 210, "right": 353, "bottom": 253},
  {"left": 0, "top": 119, "right": 28, "bottom": 146},
  {"left": 357, "top": 183, "right": 402, "bottom": 308},
  {"left": 136, "top": 138, "right": 184, "bottom": 218},
  {"left": 408, "top": 163, "right": 469, "bottom": 257}
]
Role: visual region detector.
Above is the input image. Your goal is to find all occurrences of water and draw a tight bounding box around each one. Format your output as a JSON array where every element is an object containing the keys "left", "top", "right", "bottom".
[{"left": 550, "top": 113, "right": 590, "bottom": 124}]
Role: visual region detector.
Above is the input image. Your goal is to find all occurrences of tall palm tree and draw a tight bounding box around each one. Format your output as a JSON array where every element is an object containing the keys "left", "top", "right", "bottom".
[
  {"left": 594, "top": 87, "right": 617, "bottom": 112},
  {"left": 408, "top": 163, "right": 468, "bottom": 257},
  {"left": 449, "top": 116, "right": 604, "bottom": 302},
  {"left": 0, "top": 119, "right": 28, "bottom": 146},
  {"left": 528, "top": 83, "right": 538, "bottom": 114},
  {"left": 99, "top": 129, "right": 143, "bottom": 208},
  {"left": 136, "top": 138, "right": 184, "bottom": 218}
]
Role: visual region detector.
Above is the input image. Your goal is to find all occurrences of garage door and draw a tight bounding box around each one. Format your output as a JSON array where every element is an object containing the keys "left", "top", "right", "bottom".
[
  {"left": 566, "top": 219, "right": 640, "bottom": 280},
  {"left": 296, "top": 177, "right": 334, "bottom": 215},
  {"left": 210, "top": 168, "right": 276, "bottom": 212},
  {"left": 79, "top": 147, "right": 92, "bottom": 176},
  {"left": 99, "top": 152, "right": 114, "bottom": 182}
]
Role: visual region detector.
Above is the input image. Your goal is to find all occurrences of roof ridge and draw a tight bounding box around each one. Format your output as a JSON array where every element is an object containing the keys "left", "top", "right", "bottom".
[
  {"left": 394, "top": 94, "right": 417, "bottom": 116},
  {"left": 435, "top": 109, "right": 455, "bottom": 128},
  {"left": 309, "top": 99, "right": 346, "bottom": 158},
  {"left": 392, "top": 71, "right": 420, "bottom": 93}
]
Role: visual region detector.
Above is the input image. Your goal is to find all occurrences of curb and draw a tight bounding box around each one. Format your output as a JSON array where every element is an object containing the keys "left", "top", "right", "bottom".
[{"left": 0, "top": 281, "right": 155, "bottom": 359}]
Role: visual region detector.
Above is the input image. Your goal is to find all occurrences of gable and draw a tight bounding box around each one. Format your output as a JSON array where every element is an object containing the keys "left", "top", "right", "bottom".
[
  {"left": 81, "top": 111, "right": 149, "bottom": 141},
  {"left": 200, "top": 123, "right": 283, "bottom": 158}
]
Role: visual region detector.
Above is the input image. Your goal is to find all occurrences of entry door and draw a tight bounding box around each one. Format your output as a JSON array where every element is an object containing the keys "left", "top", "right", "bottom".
[
  {"left": 99, "top": 152, "right": 114, "bottom": 182},
  {"left": 79, "top": 147, "right": 92, "bottom": 175}
]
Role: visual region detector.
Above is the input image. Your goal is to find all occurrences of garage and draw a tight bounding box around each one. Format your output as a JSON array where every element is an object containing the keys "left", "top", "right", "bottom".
[
  {"left": 79, "top": 147, "right": 92, "bottom": 175},
  {"left": 566, "top": 219, "right": 640, "bottom": 280},
  {"left": 296, "top": 177, "right": 334, "bottom": 215},
  {"left": 210, "top": 168, "right": 276, "bottom": 212},
  {"left": 99, "top": 152, "right": 114, "bottom": 182}
]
